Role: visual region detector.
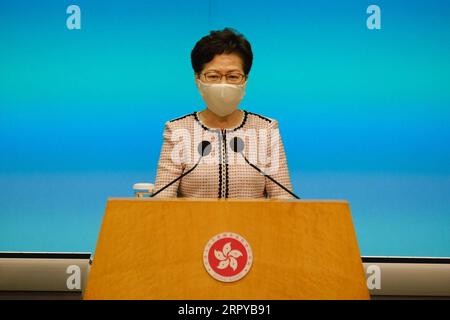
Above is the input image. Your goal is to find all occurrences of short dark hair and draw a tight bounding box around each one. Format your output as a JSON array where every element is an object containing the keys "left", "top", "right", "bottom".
[{"left": 191, "top": 28, "right": 253, "bottom": 75}]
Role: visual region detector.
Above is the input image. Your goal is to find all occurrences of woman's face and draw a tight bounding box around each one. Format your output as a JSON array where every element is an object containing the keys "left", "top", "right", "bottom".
[{"left": 197, "top": 53, "right": 245, "bottom": 83}]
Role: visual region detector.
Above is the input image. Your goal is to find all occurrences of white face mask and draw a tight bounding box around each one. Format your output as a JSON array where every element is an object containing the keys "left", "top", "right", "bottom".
[{"left": 196, "top": 79, "right": 247, "bottom": 117}]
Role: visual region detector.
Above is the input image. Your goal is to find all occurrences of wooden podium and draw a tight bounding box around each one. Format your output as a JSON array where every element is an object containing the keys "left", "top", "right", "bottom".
[{"left": 84, "top": 198, "right": 369, "bottom": 300}]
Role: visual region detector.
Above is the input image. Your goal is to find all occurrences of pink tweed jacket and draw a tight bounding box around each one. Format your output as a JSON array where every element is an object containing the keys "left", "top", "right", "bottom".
[{"left": 154, "top": 110, "right": 294, "bottom": 199}]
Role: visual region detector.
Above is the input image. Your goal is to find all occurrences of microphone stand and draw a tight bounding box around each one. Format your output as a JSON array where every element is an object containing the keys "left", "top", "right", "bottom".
[
  {"left": 240, "top": 154, "right": 300, "bottom": 199},
  {"left": 151, "top": 155, "right": 203, "bottom": 198}
]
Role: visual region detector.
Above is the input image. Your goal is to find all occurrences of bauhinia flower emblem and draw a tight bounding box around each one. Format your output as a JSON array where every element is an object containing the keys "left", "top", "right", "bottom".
[
  {"left": 214, "top": 242, "right": 243, "bottom": 271},
  {"left": 204, "top": 232, "right": 253, "bottom": 283}
]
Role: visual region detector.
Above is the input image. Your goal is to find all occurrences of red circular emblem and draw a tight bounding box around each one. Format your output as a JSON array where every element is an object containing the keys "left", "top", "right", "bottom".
[{"left": 203, "top": 232, "right": 253, "bottom": 282}]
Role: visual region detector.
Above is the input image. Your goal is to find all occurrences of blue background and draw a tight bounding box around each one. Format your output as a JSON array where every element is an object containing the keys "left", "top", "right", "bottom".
[{"left": 1, "top": 0, "right": 449, "bottom": 256}]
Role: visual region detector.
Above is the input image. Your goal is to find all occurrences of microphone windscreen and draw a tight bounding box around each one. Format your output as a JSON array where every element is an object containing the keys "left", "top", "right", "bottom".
[
  {"left": 230, "top": 137, "right": 245, "bottom": 153},
  {"left": 198, "top": 140, "right": 212, "bottom": 157}
]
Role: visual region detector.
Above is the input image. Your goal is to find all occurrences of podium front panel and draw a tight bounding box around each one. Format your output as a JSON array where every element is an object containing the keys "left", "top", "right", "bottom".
[{"left": 84, "top": 198, "right": 369, "bottom": 299}]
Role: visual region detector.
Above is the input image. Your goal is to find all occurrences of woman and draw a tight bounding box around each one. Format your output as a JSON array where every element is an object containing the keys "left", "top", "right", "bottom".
[{"left": 154, "top": 28, "right": 295, "bottom": 198}]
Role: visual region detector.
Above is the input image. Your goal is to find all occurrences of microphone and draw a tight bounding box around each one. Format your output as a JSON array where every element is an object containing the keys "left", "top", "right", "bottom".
[
  {"left": 151, "top": 140, "right": 212, "bottom": 197},
  {"left": 230, "top": 136, "right": 300, "bottom": 199}
]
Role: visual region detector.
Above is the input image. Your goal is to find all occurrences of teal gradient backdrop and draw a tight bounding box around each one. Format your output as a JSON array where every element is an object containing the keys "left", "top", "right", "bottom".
[{"left": 0, "top": 0, "right": 449, "bottom": 256}]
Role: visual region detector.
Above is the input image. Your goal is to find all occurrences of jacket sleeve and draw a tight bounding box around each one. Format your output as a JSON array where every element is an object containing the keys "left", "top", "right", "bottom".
[
  {"left": 264, "top": 120, "right": 295, "bottom": 199},
  {"left": 153, "top": 121, "right": 184, "bottom": 198}
]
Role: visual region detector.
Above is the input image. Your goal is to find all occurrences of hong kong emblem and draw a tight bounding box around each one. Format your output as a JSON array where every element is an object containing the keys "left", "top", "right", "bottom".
[{"left": 203, "top": 232, "right": 253, "bottom": 282}]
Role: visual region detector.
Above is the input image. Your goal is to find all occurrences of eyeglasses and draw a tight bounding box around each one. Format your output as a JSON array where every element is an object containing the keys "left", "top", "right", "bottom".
[{"left": 200, "top": 71, "right": 247, "bottom": 84}]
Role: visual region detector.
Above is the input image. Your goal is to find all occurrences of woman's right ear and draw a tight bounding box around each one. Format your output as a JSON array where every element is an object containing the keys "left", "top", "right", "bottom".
[{"left": 194, "top": 74, "right": 200, "bottom": 88}]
